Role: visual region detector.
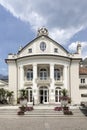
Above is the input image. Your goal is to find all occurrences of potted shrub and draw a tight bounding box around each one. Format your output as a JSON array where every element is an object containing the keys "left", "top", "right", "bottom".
[
  {"left": 60, "top": 89, "right": 70, "bottom": 107},
  {"left": 19, "top": 89, "right": 28, "bottom": 106},
  {"left": 63, "top": 110, "right": 73, "bottom": 115},
  {"left": 63, "top": 106, "right": 69, "bottom": 111},
  {"left": 17, "top": 105, "right": 26, "bottom": 115}
]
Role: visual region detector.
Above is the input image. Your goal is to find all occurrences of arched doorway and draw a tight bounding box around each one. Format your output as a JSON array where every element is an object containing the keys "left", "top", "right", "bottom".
[{"left": 39, "top": 86, "right": 49, "bottom": 104}]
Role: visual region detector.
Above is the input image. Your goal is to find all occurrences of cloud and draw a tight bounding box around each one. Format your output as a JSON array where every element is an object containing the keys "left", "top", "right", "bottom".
[
  {"left": 49, "top": 27, "right": 83, "bottom": 44},
  {"left": 0, "top": 0, "right": 87, "bottom": 44},
  {"left": 68, "top": 41, "right": 87, "bottom": 58}
]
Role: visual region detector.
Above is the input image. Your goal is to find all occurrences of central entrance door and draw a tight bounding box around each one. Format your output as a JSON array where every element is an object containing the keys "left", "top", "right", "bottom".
[{"left": 39, "top": 87, "right": 49, "bottom": 104}]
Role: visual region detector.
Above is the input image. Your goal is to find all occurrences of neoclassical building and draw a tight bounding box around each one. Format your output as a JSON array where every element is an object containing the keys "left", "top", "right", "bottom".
[{"left": 6, "top": 27, "right": 86, "bottom": 105}]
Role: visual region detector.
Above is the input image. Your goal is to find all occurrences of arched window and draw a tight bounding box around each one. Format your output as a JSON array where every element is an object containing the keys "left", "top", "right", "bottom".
[
  {"left": 54, "top": 69, "right": 61, "bottom": 80},
  {"left": 40, "top": 68, "right": 47, "bottom": 80},
  {"left": 27, "top": 69, "right": 33, "bottom": 80}
]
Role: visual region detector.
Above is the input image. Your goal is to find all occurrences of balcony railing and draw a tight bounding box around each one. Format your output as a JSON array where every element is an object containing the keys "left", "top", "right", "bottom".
[
  {"left": 79, "top": 84, "right": 87, "bottom": 89},
  {"left": 24, "top": 77, "right": 63, "bottom": 85},
  {"left": 36, "top": 77, "right": 52, "bottom": 84},
  {"left": 54, "top": 80, "right": 63, "bottom": 85},
  {"left": 24, "top": 79, "right": 33, "bottom": 86}
]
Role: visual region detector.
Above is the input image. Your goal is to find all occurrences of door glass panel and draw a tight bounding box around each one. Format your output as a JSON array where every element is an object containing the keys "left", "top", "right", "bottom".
[
  {"left": 44, "top": 96, "right": 47, "bottom": 102},
  {"left": 55, "top": 89, "right": 61, "bottom": 102},
  {"left": 55, "top": 90, "right": 58, "bottom": 102},
  {"left": 39, "top": 87, "right": 48, "bottom": 103},
  {"left": 44, "top": 90, "right": 47, "bottom": 96},
  {"left": 30, "top": 90, "right": 32, "bottom": 102},
  {"left": 59, "top": 90, "right": 61, "bottom": 102}
]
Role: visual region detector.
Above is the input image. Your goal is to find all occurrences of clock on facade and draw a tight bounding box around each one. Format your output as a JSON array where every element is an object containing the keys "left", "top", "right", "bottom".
[{"left": 40, "top": 42, "right": 46, "bottom": 51}]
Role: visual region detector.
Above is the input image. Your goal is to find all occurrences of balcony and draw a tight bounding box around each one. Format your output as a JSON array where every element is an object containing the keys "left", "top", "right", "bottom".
[
  {"left": 24, "top": 80, "right": 33, "bottom": 86},
  {"left": 79, "top": 83, "right": 87, "bottom": 89},
  {"left": 36, "top": 77, "right": 52, "bottom": 84},
  {"left": 55, "top": 80, "right": 63, "bottom": 85}
]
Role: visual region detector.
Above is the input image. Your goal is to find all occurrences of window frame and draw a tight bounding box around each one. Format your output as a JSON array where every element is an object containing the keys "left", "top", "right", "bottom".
[
  {"left": 81, "top": 78, "right": 85, "bottom": 84},
  {"left": 54, "top": 48, "right": 58, "bottom": 53},
  {"left": 26, "top": 69, "right": 33, "bottom": 81},
  {"left": 54, "top": 69, "right": 61, "bottom": 80},
  {"left": 28, "top": 48, "right": 32, "bottom": 53},
  {"left": 40, "top": 42, "right": 46, "bottom": 51}
]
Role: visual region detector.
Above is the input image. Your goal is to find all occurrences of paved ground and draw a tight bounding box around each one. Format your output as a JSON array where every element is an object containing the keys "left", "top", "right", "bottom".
[
  {"left": 0, "top": 105, "right": 87, "bottom": 130},
  {"left": 0, "top": 116, "right": 87, "bottom": 130}
]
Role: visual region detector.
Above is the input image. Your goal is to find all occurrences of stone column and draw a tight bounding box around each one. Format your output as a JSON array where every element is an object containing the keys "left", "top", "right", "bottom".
[
  {"left": 20, "top": 65, "right": 24, "bottom": 89},
  {"left": 50, "top": 63, "right": 55, "bottom": 104},
  {"left": 33, "top": 64, "right": 38, "bottom": 104}
]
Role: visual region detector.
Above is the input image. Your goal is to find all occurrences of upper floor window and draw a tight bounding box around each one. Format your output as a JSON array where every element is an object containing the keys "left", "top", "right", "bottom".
[
  {"left": 81, "top": 78, "right": 85, "bottom": 84},
  {"left": 81, "top": 94, "right": 87, "bottom": 97},
  {"left": 39, "top": 68, "right": 48, "bottom": 80},
  {"left": 27, "top": 69, "right": 33, "bottom": 80},
  {"left": 40, "top": 42, "right": 46, "bottom": 51},
  {"left": 28, "top": 48, "right": 32, "bottom": 53},
  {"left": 54, "top": 48, "right": 58, "bottom": 53},
  {"left": 54, "top": 69, "right": 61, "bottom": 80}
]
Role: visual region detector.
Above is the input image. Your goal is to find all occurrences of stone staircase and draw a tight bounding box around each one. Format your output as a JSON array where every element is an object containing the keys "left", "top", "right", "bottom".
[
  {"left": 0, "top": 105, "right": 87, "bottom": 118},
  {"left": 25, "top": 109, "right": 64, "bottom": 117}
]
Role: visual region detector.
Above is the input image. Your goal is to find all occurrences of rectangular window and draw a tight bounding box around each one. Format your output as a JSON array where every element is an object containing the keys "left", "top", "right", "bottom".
[
  {"left": 54, "top": 48, "right": 58, "bottom": 53},
  {"left": 81, "top": 79, "right": 85, "bottom": 84},
  {"left": 81, "top": 94, "right": 87, "bottom": 97},
  {"left": 28, "top": 48, "right": 32, "bottom": 53}
]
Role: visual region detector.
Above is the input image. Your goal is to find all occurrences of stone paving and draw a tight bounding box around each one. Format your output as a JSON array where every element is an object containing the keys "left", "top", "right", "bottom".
[
  {"left": 0, "top": 105, "right": 87, "bottom": 130},
  {"left": 0, "top": 116, "right": 87, "bottom": 130}
]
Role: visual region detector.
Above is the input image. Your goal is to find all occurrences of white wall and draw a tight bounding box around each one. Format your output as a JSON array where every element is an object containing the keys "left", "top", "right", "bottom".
[
  {"left": 8, "top": 62, "right": 17, "bottom": 104},
  {"left": 70, "top": 60, "right": 81, "bottom": 104}
]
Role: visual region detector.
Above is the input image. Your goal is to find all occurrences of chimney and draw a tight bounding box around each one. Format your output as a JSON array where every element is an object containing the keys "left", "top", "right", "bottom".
[{"left": 77, "top": 42, "right": 81, "bottom": 54}]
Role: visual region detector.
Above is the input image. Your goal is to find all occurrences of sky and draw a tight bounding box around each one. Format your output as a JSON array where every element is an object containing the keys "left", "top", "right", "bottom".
[{"left": 0, "top": 0, "right": 87, "bottom": 75}]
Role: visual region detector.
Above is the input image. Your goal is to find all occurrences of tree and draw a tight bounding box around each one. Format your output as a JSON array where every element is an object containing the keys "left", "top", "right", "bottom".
[
  {"left": 19, "top": 89, "right": 28, "bottom": 100},
  {"left": 61, "top": 88, "right": 68, "bottom": 97},
  {"left": 0, "top": 88, "right": 7, "bottom": 104},
  {"left": 6, "top": 91, "right": 14, "bottom": 103},
  {"left": 61, "top": 88, "right": 71, "bottom": 106}
]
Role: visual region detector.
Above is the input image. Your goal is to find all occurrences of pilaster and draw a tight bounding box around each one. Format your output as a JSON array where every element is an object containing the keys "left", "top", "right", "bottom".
[
  {"left": 63, "top": 65, "right": 68, "bottom": 89},
  {"left": 19, "top": 65, "right": 24, "bottom": 89}
]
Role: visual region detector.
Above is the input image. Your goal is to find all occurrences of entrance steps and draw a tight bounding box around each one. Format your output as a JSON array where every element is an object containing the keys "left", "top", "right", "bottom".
[
  {"left": 0, "top": 105, "right": 86, "bottom": 117},
  {"left": 25, "top": 109, "right": 64, "bottom": 117}
]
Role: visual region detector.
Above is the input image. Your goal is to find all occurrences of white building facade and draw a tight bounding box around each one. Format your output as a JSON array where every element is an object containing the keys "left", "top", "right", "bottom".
[{"left": 6, "top": 27, "right": 83, "bottom": 105}]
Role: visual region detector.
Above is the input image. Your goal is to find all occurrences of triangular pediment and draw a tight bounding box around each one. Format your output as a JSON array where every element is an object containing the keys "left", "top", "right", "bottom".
[{"left": 18, "top": 35, "right": 69, "bottom": 58}]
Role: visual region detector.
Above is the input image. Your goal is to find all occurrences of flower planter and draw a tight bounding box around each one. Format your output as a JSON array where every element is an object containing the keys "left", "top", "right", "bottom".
[
  {"left": 63, "top": 110, "right": 73, "bottom": 115},
  {"left": 61, "top": 100, "right": 68, "bottom": 106},
  {"left": 54, "top": 107, "right": 62, "bottom": 111},
  {"left": 19, "top": 106, "right": 26, "bottom": 112},
  {"left": 63, "top": 106, "right": 69, "bottom": 111},
  {"left": 17, "top": 111, "right": 24, "bottom": 115},
  {"left": 20, "top": 99, "right": 27, "bottom": 106}
]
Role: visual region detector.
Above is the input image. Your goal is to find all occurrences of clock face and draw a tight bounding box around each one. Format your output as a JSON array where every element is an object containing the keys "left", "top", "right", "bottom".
[{"left": 40, "top": 42, "right": 46, "bottom": 51}]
